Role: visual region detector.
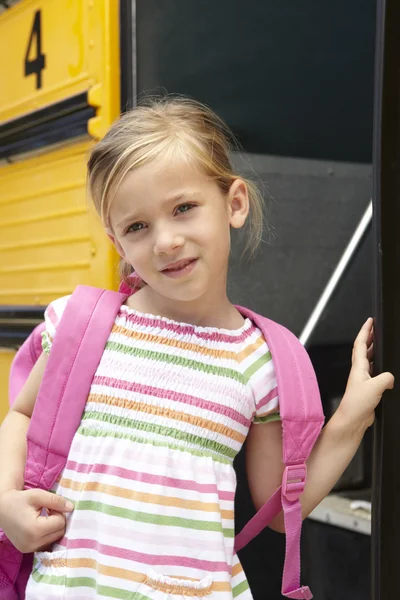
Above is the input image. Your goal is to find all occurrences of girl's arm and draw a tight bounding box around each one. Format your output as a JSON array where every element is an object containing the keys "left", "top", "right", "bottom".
[
  {"left": 246, "top": 421, "right": 284, "bottom": 532},
  {"left": 246, "top": 318, "right": 394, "bottom": 533},
  {"left": 0, "top": 352, "right": 74, "bottom": 552},
  {"left": 0, "top": 352, "right": 48, "bottom": 496}
]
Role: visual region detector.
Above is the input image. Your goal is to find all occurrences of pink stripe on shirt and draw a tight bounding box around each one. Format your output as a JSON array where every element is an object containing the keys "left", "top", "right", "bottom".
[
  {"left": 65, "top": 538, "right": 230, "bottom": 572},
  {"left": 65, "top": 460, "right": 235, "bottom": 501},
  {"left": 92, "top": 376, "right": 251, "bottom": 427}
]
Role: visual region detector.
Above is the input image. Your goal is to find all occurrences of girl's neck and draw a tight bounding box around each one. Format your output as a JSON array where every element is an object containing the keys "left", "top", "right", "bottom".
[{"left": 126, "top": 286, "right": 244, "bottom": 330}]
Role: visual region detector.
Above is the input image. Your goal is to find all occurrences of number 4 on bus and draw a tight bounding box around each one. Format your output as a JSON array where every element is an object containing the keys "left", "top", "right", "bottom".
[{"left": 24, "top": 9, "right": 46, "bottom": 89}]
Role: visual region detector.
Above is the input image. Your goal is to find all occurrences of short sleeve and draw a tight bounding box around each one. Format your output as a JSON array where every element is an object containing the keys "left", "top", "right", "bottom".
[
  {"left": 249, "top": 335, "right": 280, "bottom": 424},
  {"left": 41, "top": 295, "right": 71, "bottom": 355}
]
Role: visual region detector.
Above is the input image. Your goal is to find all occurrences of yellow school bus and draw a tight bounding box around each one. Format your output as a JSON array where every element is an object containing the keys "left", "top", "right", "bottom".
[{"left": 0, "top": 0, "right": 126, "bottom": 419}]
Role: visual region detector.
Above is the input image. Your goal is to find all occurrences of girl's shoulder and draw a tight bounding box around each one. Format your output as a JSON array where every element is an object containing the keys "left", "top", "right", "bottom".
[
  {"left": 237, "top": 317, "right": 279, "bottom": 423},
  {"left": 41, "top": 294, "right": 71, "bottom": 353},
  {"left": 45, "top": 294, "right": 71, "bottom": 331}
]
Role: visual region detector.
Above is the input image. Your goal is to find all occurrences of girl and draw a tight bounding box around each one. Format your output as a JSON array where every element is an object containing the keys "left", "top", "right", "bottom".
[{"left": 0, "top": 97, "right": 394, "bottom": 600}]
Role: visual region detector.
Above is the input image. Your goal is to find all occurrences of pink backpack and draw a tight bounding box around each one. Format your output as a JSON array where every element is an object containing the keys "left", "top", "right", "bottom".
[{"left": 0, "top": 286, "right": 324, "bottom": 600}]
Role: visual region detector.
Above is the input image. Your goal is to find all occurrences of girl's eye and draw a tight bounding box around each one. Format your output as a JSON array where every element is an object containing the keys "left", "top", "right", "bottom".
[
  {"left": 175, "top": 203, "right": 195, "bottom": 215},
  {"left": 126, "top": 222, "right": 146, "bottom": 233}
]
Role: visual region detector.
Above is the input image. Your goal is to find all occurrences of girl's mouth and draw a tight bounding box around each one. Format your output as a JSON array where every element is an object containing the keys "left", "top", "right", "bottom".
[{"left": 161, "top": 258, "right": 198, "bottom": 278}]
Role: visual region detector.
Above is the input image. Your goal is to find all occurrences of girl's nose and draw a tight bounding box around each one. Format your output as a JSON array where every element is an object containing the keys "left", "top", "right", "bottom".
[{"left": 153, "top": 229, "right": 185, "bottom": 255}]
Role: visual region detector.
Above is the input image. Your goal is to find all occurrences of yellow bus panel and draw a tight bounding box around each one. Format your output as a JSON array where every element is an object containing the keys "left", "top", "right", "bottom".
[
  {"left": 0, "top": 0, "right": 122, "bottom": 418},
  {"left": 0, "top": 139, "right": 119, "bottom": 306},
  {"left": 0, "top": 349, "right": 15, "bottom": 422}
]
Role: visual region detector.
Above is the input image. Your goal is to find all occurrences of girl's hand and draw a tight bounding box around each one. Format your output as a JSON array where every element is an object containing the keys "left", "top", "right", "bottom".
[
  {"left": 0, "top": 488, "right": 74, "bottom": 553},
  {"left": 337, "top": 318, "right": 394, "bottom": 433}
]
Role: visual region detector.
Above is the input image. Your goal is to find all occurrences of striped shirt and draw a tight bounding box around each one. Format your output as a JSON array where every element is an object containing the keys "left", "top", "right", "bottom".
[{"left": 26, "top": 296, "right": 279, "bottom": 600}]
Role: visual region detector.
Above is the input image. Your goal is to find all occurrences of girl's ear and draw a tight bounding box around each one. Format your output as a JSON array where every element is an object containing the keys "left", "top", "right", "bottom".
[
  {"left": 106, "top": 228, "right": 126, "bottom": 258},
  {"left": 228, "top": 179, "right": 249, "bottom": 229}
]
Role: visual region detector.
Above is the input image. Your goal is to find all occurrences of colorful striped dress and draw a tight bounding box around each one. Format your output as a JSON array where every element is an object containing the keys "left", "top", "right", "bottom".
[{"left": 25, "top": 296, "right": 279, "bottom": 600}]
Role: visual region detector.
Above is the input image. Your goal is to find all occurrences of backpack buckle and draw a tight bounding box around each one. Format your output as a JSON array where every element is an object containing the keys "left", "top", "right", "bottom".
[{"left": 282, "top": 464, "right": 307, "bottom": 502}]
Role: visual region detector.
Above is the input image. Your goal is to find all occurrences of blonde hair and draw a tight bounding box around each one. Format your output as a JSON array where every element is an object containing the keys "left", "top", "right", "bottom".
[{"left": 87, "top": 96, "right": 264, "bottom": 283}]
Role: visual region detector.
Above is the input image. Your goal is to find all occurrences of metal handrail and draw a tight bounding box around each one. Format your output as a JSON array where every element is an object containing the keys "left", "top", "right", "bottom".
[{"left": 299, "top": 201, "right": 373, "bottom": 347}]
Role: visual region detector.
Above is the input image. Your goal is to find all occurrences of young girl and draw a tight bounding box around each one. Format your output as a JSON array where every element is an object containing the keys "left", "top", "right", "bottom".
[{"left": 0, "top": 97, "right": 394, "bottom": 600}]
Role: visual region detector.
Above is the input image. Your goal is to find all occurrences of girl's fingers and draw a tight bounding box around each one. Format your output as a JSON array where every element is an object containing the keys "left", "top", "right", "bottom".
[
  {"left": 35, "top": 528, "right": 66, "bottom": 552},
  {"left": 370, "top": 371, "right": 395, "bottom": 396},
  {"left": 369, "top": 361, "right": 374, "bottom": 376},
  {"left": 350, "top": 318, "right": 394, "bottom": 392},
  {"left": 27, "top": 489, "right": 74, "bottom": 513},
  {"left": 36, "top": 512, "right": 66, "bottom": 536},
  {"left": 357, "top": 318, "right": 373, "bottom": 343},
  {"left": 367, "top": 330, "right": 374, "bottom": 347},
  {"left": 352, "top": 318, "right": 373, "bottom": 368},
  {"left": 367, "top": 343, "right": 374, "bottom": 363}
]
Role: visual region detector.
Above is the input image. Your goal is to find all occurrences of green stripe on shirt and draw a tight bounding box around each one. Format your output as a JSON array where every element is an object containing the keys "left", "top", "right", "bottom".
[
  {"left": 243, "top": 351, "right": 272, "bottom": 380},
  {"left": 32, "top": 570, "right": 154, "bottom": 600},
  {"left": 105, "top": 341, "right": 248, "bottom": 384},
  {"left": 81, "top": 411, "right": 238, "bottom": 459},
  {"left": 74, "top": 499, "right": 235, "bottom": 537},
  {"left": 77, "top": 426, "right": 233, "bottom": 464},
  {"left": 232, "top": 579, "right": 250, "bottom": 597},
  {"left": 253, "top": 412, "right": 281, "bottom": 424}
]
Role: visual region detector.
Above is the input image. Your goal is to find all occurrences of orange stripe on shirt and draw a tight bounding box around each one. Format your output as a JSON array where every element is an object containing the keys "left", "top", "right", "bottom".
[
  {"left": 231, "top": 562, "right": 244, "bottom": 577},
  {"left": 112, "top": 324, "right": 265, "bottom": 363},
  {"left": 41, "top": 557, "right": 232, "bottom": 592},
  {"left": 59, "top": 478, "right": 234, "bottom": 520},
  {"left": 87, "top": 393, "right": 246, "bottom": 444}
]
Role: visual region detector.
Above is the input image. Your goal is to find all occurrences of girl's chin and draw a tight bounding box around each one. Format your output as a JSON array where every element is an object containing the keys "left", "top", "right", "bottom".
[{"left": 153, "top": 283, "right": 208, "bottom": 304}]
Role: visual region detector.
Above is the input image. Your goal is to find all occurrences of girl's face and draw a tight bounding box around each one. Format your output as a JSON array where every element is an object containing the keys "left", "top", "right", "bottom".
[{"left": 108, "top": 156, "right": 249, "bottom": 305}]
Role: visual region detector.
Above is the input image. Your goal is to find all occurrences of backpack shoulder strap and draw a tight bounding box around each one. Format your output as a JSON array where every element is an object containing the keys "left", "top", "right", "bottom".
[
  {"left": 259, "top": 316, "right": 324, "bottom": 459},
  {"left": 25, "top": 285, "right": 127, "bottom": 490},
  {"left": 0, "top": 287, "right": 127, "bottom": 595},
  {"left": 234, "top": 307, "right": 324, "bottom": 600}
]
